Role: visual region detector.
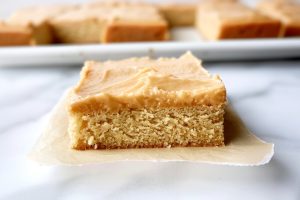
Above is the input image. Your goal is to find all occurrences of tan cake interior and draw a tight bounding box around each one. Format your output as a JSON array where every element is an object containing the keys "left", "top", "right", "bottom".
[
  {"left": 69, "top": 105, "right": 225, "bottom": 150},
  {"left": 68, "top": 52, "right": 226, "bottom": 150}
]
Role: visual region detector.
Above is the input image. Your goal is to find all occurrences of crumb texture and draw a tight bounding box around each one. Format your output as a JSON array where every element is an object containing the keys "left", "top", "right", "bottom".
[{"left": 69, "top": 104, "right": 225, "bottom": 150}]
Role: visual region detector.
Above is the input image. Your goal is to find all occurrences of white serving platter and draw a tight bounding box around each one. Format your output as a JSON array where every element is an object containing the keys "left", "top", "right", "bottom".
[{"left": 1, "top": 28, "right": 300, "bottom": 67}]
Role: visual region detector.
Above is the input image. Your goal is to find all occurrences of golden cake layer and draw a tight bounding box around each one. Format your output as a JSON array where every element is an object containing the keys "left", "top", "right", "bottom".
[{"left": 68, "top": 52, "right": 226, "bottom": 150}]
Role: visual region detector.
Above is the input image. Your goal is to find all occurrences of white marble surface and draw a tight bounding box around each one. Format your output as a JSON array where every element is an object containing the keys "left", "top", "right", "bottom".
[
  {"left": 0, "top": 59, "right": 300, "bottom": 200},
  {"left": 1, "top": 0, "right": 300, "bottom": 199}
]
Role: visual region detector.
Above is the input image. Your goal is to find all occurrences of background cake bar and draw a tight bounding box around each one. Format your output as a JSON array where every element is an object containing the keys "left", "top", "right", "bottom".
[
  {"left": 50, "top": 7, "right": 111, "bottom": 43},
  {"left": 196, "top": 1, "right": 282, "bottom": 40},
  {"left": 257, "top": 0, "right": 300, "bottom": 37},
  {"left": 102, "top": 5, "right": 169, "bottom": 43},
  {"left": 0, "top": 21, "right": 32, "bottom": 46},
  {"left": 157, "top": 3, "right": 196, "bottom": 27},
  {"left": 8, "top": 5, "right": 77, "bottom": 44}
]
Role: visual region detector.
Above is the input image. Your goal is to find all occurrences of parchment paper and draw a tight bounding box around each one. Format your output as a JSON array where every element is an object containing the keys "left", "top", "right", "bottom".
[{"left": 28, "top": 90, "right": 274, "bottom": 166}]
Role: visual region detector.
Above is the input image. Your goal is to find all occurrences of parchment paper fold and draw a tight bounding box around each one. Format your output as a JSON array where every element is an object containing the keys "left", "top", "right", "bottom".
[{"left": 29, "top": 90, "right": 274, "bottom": 166}]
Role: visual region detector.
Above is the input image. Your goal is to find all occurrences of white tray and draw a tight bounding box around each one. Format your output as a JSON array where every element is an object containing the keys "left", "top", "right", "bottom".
[{"left": 1, "top": 28, "right": 300, "bottom": 67}]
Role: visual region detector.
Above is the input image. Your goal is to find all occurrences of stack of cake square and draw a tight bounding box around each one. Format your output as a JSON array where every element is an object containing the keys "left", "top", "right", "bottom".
[
  {"left": 1, "top": 2, "right": 169, "bottom": 45},
  {"left": 51, "top": 3, "right": 168, "bottom": 44}
]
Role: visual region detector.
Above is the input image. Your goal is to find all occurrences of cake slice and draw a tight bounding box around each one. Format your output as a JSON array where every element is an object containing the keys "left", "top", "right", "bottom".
[
  {"left": 50, "top": 7, "right": 112, "bottom": 43},
  {"left": 68, "top": 52, "right": 226, "bottom": 150},
  {"left": 0, "top": 21, "right": 32, "bottom": 46},
  {"left": 157, "top": 3, "right": 196, "bottom": 27},
  {"left": 196, "top": 1, "right": 282, "bottom": 40},
  {"left": 8, "top": 5, "right": 77, "bottom": 45},
  {"left": 257, "top": 0, "right": 300, "bottom": 37},
  {"left": 102, "top": 5, "right": 169, "bottom": 43},
  {"left": 157, "top": 0, "right": 238, "bottom": 27}
]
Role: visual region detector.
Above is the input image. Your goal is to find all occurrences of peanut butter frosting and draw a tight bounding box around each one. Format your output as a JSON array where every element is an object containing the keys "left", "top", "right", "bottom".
[{"left": 70, "top": 52, "right": 226, "bottom": 113}]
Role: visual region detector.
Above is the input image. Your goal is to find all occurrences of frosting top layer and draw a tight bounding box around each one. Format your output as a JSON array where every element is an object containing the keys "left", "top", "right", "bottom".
[{"left": 70, "top": 52, "right": 226, "bottom": 112}]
